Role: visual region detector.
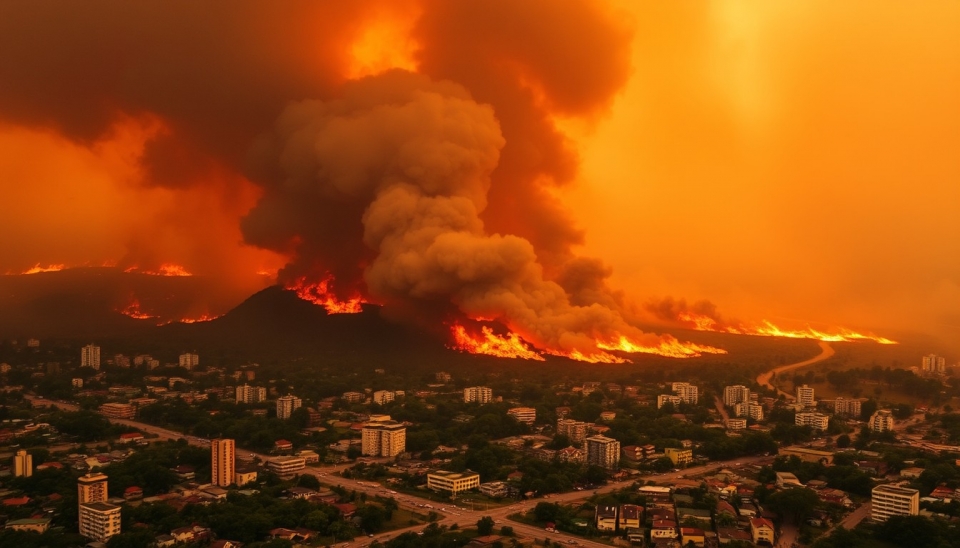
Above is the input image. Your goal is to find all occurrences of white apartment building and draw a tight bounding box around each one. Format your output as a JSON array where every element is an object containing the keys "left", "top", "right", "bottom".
[
  {"left": 361, "top": 421, "right": 406, "bottom": 457},
  {"left": 871, "top": 484, "right": 919, "bottom": 522},
  {"left": 78, "top": 472, "right": 109, "bottom": 504},
  {"left": 266, "top": 456, "right": 306, "bottom": 475},
  {"left": 211, "top": 439, "right": 235, "bottom": 487},
  {"left": 869, "top": 410, "right": 895, "bottom": 432},
  {"left": 507, "top": 407, "right": 536, "bottom": 425},
  {"left": 81, "top": 344, "right": 101, "bottom": 370},
  {"left": 427, "top": 470, "right": 480, "bottom": 495},
  {"left": 657, "top": 394, "right": 682, "bottom": 409},
  {"left": 373, "top": 390, "right": 395, "bottom": 405},
  {"left": 276, "top": 395, "right": 303, "bottom": 419},
  {"left": 795, "top": 412, "right": 829, "bottom": 431},
  {"left": 922, "top": 354, "right": 947, "bottom": 374},
  {"left": 724, "top": 385, "right": 751, "bottom": 407},
  {"left": 463, "top": 386, "right": 493, "bottom": 404},
  {"left": 178, "top": 353, "right": 199, "bottom": 369},
  {"left": 342, "top": 391, "right": 365, "bottom": 403},
  {"left": 726, "top": 418, "right": 747, "bottom": 430},
  {"left": 672, "top": 382, "right": 699, "bottom": 404},
  {"left": 747, "top": 403, "right": 765, "bottom": 421},
  {"left": 796, "top": 385, "right": 815, "bottom": 407},
  {"left": 236, "top": 384, "right": 266, "bottom": 404},
  {"left": 585, "top": 435, "right": 621, "bottom": 470},
  {"left": 834, "top": 398, "right": 862, "bottom": 417},
  {"left": 79, "top": 502, "right": 121, "bottom": 542}
]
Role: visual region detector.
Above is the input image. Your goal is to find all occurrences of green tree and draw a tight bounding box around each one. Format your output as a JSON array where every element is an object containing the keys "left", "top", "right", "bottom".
[
  {"left": 766, "top": 488, "right": 820, "bottom": 523},
  {"left": 477, "top": 516, "right": 495, "bottom": 536},
  {"left": 835, "top": 434, "right": 851, "bottom": 448}
]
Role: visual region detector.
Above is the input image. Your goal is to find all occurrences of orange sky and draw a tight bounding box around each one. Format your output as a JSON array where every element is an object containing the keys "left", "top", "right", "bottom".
[
  {"left": 563, "top": 1, "right": 959, "bottom": 343},
  {"left": 0, "top": 1, "right": 956, "bottom": 350}
]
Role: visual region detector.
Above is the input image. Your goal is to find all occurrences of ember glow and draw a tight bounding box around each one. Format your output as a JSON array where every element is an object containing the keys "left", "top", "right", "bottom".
[
  {"left": 286, "top": 276, "right": 365, "bottom": 314},
  {"left": 21, "top": 264, "right": 65, "bottom": 274},
  {"left": 124, "top": 264, "right": 193, "bottom": 277},
  {"left": 450, "top": 324, "right": 545, "bottom": 361},
  {"left": 677, "top": 313, "right": 897, "bottom": 345},
  {"left": 117, "top": 299, "right": 157, "bottom": 320},
  {"left": 175, "top": 313, "right": 221, "bottom": 324}
]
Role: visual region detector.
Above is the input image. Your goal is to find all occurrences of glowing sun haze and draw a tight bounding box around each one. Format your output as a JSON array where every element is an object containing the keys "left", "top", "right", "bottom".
[{"left": 0, "top": 1, "right": 956, "bottom": 353}]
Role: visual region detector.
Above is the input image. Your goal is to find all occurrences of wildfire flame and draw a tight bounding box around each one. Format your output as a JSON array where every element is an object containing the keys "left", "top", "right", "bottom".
[
  {"left": 175, "top": 313, "right": 221, "bottom": 324},
  {"left": 544, "top": 348, "right": 628, "bottom": 364},
  {"left": 286, "top": 275, "right": 365, "bottom": 314},
  {"left": 124, "top": 263, "right": 193, "bottom": 276},
  {"left": 21, "top": 264, "right": 65, "bottom": 274},
  {"left": 450, "top": 324, "right": 545, "bottom": 361},
  {"left": 117, "top": 299, "right": 158, "bottom": 320},
  {"left": 597, "top": 334, "right": 728, "bottom": 359},
  {"left": 677, "top": 313, "right": 897, "bottom": 344}
]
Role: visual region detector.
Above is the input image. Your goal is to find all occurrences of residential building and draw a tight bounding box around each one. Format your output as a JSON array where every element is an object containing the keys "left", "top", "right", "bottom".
[
  {"left": 681, "top": 528, "right": 706, "bottom": 547},
  {"left": 585, "top": 435, "right": 621, "bottom": 470},
  {"left": 435, "top": 371, "right": 452, "bottom": 382},
  {"left": 871, "top": 484, "right": 919, "bottom": 522},
  {"left": 342, "top": 391, "right": 365, "bottom": 403},
  {"left": 79, "top": 501, "right": 121, "bottom": 542},
  {"left": 557, "top": 419, "right": 588, "bottom": 444},
  {"left": 361, "top": 421, "right": 406, "bottom": 457},
  {"left": 235, "top": 467, "right": 258, "bottom": 487},
  {"left": 796, "top": 384, "right": 815, "bottom": 407},
  {"left": 426, "top": 470, "right": 480, "bottom": 495},
  {"left": 507, "top": 407, "right": 536, "bottom": 425},
  {"left": 665, "top": 448, "right": 693, "bottom": 467},
  {"left": 99, "top": 403, "right": 135, "bottom": 419},
  {"left": 672, "top": 382, "right": 699, "bottom": 404},
  {"left": 833, "top": 397, "right": 862, "bottom": 417},
  {"left": 178, "top": 353, "right": 199, "bottom": 369},
  {"left": 747, "top": 403, "right": 765, "bottom": 421},
  {"left": 619, "top": 504, "right": 642, "bottom": 530},
  {"left": 750, "top": 517, "right": 775, "bottom": 545},
  {"left": 726, "top": 418, "right": 747, "bottom": 430},
  {"left": 72, "top": 378, "right": 84, "bottom": 388},
  {"left": 78, "top": 472, "right": 109, "bottom": 504},
  {"left": 372, "top": 390, "right": 395, "bottom": 405},
  {"left": 265, "top": 456, "right": 306, "bottom": 475},
  {"left": 13, "top": 449, "right": 32, "bottom": 477},
  {"left": 211, "top": 439, "right": 235, "bottom": 487},
  {"left": 724, "top": 385, "right": 751, "bottom": 407},
  {"left": 595, "top": 505, "right": 618, "bottom": 531},
  {"left": 276, "top": 395, "right": 303, "bottom": 419},
  {"left": 463, "top": 386, "right": 493, "bottom": 404},
  {"left": 657, "top": 394, "right": 682, "bottom": 409},
  {"left": 869, "top": 410, "right": 895, "bottom": 432},
  {"left": 81, "top": 344, "right": 101, "bottom": 369},
  {"left": 795, "top": 412, "right": 829, "bottom": 431},
  {"left": 779, "top": 446, "right": 834, "bottom": 465},
  {"left": 236, "top": 384, "right": 267, "bottom": 404},
  {"left": 922, "top": 354, "right": 947, "bottom": 374},
  {"left": 5, "top": 518, "right": 51, "bottom": 534},
  {"left": 479, "top": 481, "right": 511, "bottom": 498}
]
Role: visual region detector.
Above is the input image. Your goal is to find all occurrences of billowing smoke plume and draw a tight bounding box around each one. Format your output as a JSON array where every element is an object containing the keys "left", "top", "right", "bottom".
[
  {"left": 647, "top": 297, "right": 732, "bottom": 329},
  {"left": 244, "top": 72, "right": 717, "bottom": 358}
]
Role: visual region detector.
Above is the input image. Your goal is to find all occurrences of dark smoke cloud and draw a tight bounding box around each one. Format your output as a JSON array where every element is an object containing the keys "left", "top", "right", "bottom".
[{"left": 646, "top": 296, "right": 731, "bottom": 328}]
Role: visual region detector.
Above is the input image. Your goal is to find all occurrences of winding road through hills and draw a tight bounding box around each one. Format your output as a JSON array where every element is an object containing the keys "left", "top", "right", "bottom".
[{"left": 756, "top": 340, "right": 835, "bottom": 399}]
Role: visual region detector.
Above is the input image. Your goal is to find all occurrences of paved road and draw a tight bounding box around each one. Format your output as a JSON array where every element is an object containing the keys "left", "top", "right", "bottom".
[{"left": 756, "top": 341, "right": 835, "bottom": 398}]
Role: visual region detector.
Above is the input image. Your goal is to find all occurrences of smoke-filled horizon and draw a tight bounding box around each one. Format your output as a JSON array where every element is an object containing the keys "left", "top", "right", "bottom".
[{"left": 0, "top": 1, "right": 956, "bottom": 354}]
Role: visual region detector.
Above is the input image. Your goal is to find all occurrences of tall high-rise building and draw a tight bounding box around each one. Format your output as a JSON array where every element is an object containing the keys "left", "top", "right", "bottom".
[
  {"left": 211, "top": 439, "right": 236, "bottom": 487},
  {"left": 372, "top": 390, "right": 395, "bottom": 405},
  {"left": 724, "top": 385, "right": 751, "bottom": 407},
  {"left": 178, "top": 353, "right": 199, "bottom": 370},
  {"left": 78, "top": 473, "right": 120, "bottom": 542},
  {"left": 13, "top": 449, "right": 32, "bottom": 477},
  {"left": 871, "top": 484, "right": 919, "bottom": 522},
  {"left": 557, "top": 419, "right": 588, "bottom": 444},
  {"left": 276, "top": 395, "right": 303, "bottom": 419},
  {"left": 236, "top": 384, "right": 266, "bottom": 404},
  {"left": 78, "top": 472, "right": 109, "bottom": 504},
  {"left": 361, "top": 421, "right": 406, "bottom": 457},
  {"left": 463, "top": 386, "right": 493, "bottom": 404},
  {"left": 796, "top": 385, "right": 815, "bottom": 407},
  {"left": 833, "top": 398, "right": 862, "bottom": 417},
  {"left": 585, "top": 435, "right": 621, "bottom": 470},
  {"left": 922, "top": 354, "right": 947, "bottom": 374},
  {"left": 81, "top": 344, "right": 101, "bottom": 370}
]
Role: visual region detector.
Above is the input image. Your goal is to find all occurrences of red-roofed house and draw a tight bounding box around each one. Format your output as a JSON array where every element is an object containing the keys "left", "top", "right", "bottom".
[
  {"left": 36, "top": 461, "right": 63, "bottom": 471},
  {"left": 274, "top": 439, "right": 293, "bottom": 451},
  {"left": 119, "top": 432, "right": 144, "bottom": 443},
  {"left": 2, "top": 496, "right": 31, "bottom": 506},
  {"left": 751, "top": 517, "right": 776, "bottom": 545},
  {"left": 334, "top": 503, "right": 357, "bottom": 518},
  {"left": 681, "top": 527, "right": 706, "bottom": 546},
  {"left": 124, "top": 486, "right": 144, "bottom": 501}
]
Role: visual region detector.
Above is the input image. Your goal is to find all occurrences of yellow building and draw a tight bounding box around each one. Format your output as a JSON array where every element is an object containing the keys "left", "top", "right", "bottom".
[
  {"left": 665, "top": 448, "right": 693, "bottom": 467},
  {"left": 426, "top": 470, "right": 480, "bottom": 496}
]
